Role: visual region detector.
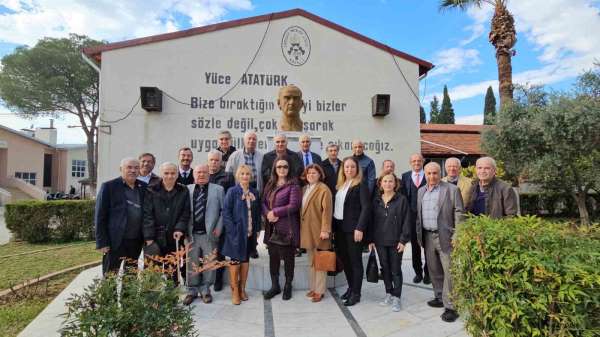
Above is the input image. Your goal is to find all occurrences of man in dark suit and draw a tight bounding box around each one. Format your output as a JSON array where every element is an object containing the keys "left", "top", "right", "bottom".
[
  {"left": 401, "top": 153, "right": 430, "bottom": 284},
  {"left": 95, "top": 157, "right": 147, "bottom": 275},
  {"left": 177, "top": 147, "right": 194, "bottom": 185},
  {"left": 138, "top": 152, "right": 160, "bottom": 186},
  {"left": 298, "top": 134, "right": 322, "bottom": 169},
  {"left": 321, "top": 144, "right": 341, "bottom": 194},
  {"left": 416, "top": 162, "right": 464, "bottom": 322},
  {"left": 261, "top": 133, "right": 303, "bottom": 188}
]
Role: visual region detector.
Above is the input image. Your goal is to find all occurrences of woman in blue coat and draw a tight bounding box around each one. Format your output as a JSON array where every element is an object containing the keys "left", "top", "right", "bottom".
[{"left": 222, "top": 164, "right": 261, "bottom": 305}]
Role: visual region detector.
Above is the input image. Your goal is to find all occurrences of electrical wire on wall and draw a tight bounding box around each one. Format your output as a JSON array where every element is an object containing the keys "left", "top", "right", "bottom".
[{"left": 100, "top": 14, "right": 274, "bottom": 123}]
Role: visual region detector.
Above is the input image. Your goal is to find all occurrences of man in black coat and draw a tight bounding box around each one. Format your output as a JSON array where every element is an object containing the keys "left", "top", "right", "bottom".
[
  {"left": 401, "top": 153, "right": 430, "bottom": 284},
  {"left": 261, "top": 133, "right": 303, "bottom": 189},
  {"left": 321, "top": 144, "right": 341, "bottom": 196},
  {"left": 177, "top": 147, "right": 194, "bottom": 185},
  {"left": 298, "top": 134, "right": 322, "bottom": 170},
  {"left": 95, "top": 157, "right": 147, "bottom": 275}
]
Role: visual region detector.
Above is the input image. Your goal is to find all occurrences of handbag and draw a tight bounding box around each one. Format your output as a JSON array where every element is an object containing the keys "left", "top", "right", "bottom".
[
  {"left": 366, "top": 250, "right": 379, "bottom": 283},
  {"left": 267, "top": 189, "right": 293, "bottom": 247},
  {"left": 327, "top": 233, "right": 344, "bottom": 276},
  {"left": 314, "top": 248, "right": 336, "bottom": 272}
]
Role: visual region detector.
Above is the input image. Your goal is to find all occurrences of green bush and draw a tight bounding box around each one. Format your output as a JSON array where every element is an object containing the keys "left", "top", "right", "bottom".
[
  {"left": 5, "top": 200, "right": 95, "bottom": 243},
  {"left": 452, "top": 215, "right": 600, "bottom": 337},
  {"left": 520, "top": 192, "right": 598, "bottom": 219},
  {"left": 60, "top": 268, "right": 197, "bottom": 337}
]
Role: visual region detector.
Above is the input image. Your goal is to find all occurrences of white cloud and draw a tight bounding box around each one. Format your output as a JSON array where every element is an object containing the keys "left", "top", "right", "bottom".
[
  {"left": 455, "top": 113, "right": 484, "bottom": 125},
  {"left": 0, "top": 0, "right": 254, "bottom": 46},
  {"left": 429, "top": 0, "right": 600, "bottom": 103},
  {"left": 459, "top": 5, "right": 493, "bottom": 46},
  {"left": 429, "top": 47, "right": 482, "bottom": 77}
]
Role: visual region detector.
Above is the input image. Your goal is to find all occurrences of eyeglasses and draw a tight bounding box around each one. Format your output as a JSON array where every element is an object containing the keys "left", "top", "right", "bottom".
[{"left": 276, "top": 165, "right": 289, "bottom": 169}]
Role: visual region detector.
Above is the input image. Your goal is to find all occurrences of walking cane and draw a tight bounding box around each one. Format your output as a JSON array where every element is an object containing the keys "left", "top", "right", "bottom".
[{"left": 175, "top": 238, "right": 185, "bottom": 287}]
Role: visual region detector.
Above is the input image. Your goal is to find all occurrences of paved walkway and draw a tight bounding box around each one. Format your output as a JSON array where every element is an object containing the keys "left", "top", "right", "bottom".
[{"left": 19, "top": 246, "right": 469, "bottom": 337}]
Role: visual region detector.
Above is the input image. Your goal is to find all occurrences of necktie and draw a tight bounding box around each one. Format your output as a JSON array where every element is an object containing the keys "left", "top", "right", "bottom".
[
  {"left": 304, "top": 153, "right": 310, "bottom": 167},
  {"left": 194, "top": 186, "right": 205, "bottom": 222},
  {"left": 415, "top": 173, "right": 421, "bottom": 187}
]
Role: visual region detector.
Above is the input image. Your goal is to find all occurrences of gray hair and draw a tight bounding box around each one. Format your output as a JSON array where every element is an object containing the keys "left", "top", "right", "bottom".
[
  {"left": 208, "top": 149, "right": 223, "bottom": 160},
  {"left": 476, "top": 156, "right": 497, "bottom": 169},
  {"left": 326, "top": 143, "right": 339, "bottom": 151},
  {"left": 243, "top": 131, "right": 257, "bottom": 140},
  {"left": 159, "top": 162, "right": 178, "bottom": 172},
  {"left": 409, "top": 153, "right": 424, "bottom": 162},
  {"left": 445, "top": 157, "right": 461, "bottom": 166},
  {"left": 299, "top": 134, "right": 311, "bottom": 142},
  {"left": 424, "top": 161, "right": 441, "bottom": 172},
  {"left": 352, "top": 139, "right": 364, "bottom": 147},
  {"left": 218, "top": 130, "right": 232, "bottom": 139},
  {"left": 120, "top": 157, "right": 139, "bottom": 167},
  {"left": 273, "top": 133, "right": 288, "bottom": 141}
]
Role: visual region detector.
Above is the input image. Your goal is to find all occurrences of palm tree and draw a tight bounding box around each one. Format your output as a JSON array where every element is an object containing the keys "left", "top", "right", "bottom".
[{"left": 440, "top": 0, "right": 516, "bottom": 108}]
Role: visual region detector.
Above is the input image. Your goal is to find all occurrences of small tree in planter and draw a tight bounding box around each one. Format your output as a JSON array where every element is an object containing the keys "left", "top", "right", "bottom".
[{"left": 60, "top": 249, "right": 227, "bottom": 337}]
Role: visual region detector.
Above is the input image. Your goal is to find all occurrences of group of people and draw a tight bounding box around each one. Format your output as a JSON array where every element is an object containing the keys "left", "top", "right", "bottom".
[{"left": 95, "top": 128, "right": 518, "bottom": 323}]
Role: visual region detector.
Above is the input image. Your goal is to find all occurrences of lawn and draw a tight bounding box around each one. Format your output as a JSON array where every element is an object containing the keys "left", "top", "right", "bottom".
[
  {"left": 0, "top": 271, "right": 79, "bottom": 337},
  {"left": 0, "top": 241, "right": 99, "bottom": 290}
]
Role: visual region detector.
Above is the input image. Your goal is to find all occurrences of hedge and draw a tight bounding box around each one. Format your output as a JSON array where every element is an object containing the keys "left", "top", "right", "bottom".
[
  {"left": 520, "top": 192, "right": 599, "bottom": 219},
  {"left": 452, "top": 215, "right": 600, "bottom": 337},
  {"left": 5, "top": 200, "right": 95, "bottom": 243}
]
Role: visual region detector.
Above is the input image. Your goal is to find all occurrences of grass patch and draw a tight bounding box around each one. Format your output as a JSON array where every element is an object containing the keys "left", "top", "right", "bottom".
[
  {"left": 0, "top": 241, "right": 99, "bottom": 290},
  {"left": 0, "top": 271, "right": 79, "bottom": 337}
]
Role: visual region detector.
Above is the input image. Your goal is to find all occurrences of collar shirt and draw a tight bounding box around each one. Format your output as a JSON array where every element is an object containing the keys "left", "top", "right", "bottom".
[
  {"left": 334, "top": 180, "right": 353, "bottom": 220},
  {"left": 422, "top": 184, "right": 440, "bottom": 231},
  {"left": 412, "top": 170, "right": 424, "bottom": 187}
]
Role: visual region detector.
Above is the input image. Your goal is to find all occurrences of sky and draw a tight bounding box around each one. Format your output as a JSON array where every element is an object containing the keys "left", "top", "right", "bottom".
[{"left": 0, "top": 0, "right": 599, "bottom": 143}]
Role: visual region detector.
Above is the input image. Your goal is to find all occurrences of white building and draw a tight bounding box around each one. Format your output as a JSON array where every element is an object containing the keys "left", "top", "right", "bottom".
[{"left": 84, "top": 9, "right": 433, "bottom": 183}]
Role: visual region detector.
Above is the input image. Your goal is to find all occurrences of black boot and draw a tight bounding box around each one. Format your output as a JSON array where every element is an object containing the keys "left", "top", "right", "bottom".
[
  {"left": 282, "top": 281, "right": 293, "bottom": 301},
  {"left": 263, "top": 275, "right": 281, "bottom": 300},
  {"left": 340, "top": 288, "right": 352, "bottom": 300},
  {"left": 214, "top": 268, "right": 224, "bottom": 292},
  {"left": 344, "top": 293, "right": 361, "bottom": 306}
]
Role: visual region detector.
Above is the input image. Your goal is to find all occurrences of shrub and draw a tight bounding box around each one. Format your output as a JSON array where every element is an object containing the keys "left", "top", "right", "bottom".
[
  {"left": 60, "top": 268, "right": 197, "bottom": 337},
  {"left": 452, "top": 215, "right": 600, "bottom": 337},
  {"left": 5, "top": 200, "right": 94, "bottom": 243}
]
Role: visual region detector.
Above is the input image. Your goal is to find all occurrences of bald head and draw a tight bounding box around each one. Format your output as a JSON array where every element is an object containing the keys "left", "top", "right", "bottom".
[{"left": 409, "top": 153, "right": 424, "bottom": 172}]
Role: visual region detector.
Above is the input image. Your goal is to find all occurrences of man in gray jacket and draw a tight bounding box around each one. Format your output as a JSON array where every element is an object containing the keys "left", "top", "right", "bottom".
[
  {"left": 417, "top": 162, "right": 464, "bottom": 322},
  {"left": 183, "top": 164, "right": 224, "bottom": 305},
  {"left": 466, "top": 156, "right": 518, "bottom": 218}
]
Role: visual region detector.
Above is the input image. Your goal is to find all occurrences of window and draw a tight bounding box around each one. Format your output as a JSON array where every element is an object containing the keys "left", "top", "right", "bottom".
[
  {"left": 15, "top": 172, "right": 37, "bottom": 185},
  {"left": 72, "top": 160, "right": 86, "bottom": 178}
]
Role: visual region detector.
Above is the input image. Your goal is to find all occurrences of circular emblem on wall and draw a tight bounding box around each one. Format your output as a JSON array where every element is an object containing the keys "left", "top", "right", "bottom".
[{"left": 281, "top": 26, "right": 311, "bottom": 66}]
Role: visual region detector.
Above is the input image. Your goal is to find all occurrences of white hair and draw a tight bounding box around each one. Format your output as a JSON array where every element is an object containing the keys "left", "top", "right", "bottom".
[
  {"left": 159, "top": 162, "right": 178, "bottom": 172},
  {"left": 409, "top": 153, "right": 424, "bottom": 162},
  {"left": 208, "top": 149, "right": 223, "bottom": 160},
  {"left": 424, "top": 161, "right": 441, "bottom": 172},
  {"left": 445, "top": 157, "right": 461, "bottom": 166},
  {"left": 120, "top": 157, "right": 139, "bottom": 167},
  {"left": 273, "top": 133, "right": 287, "bottom": 141},
  {"left": 300, "top": 134, "right": 311, "bottom": 142},
  {"left": 476, "top": 156, "right": 497, "bottom": 169},
  {"left": 243, "top": 131, "right": 257, "bottom": 140}
]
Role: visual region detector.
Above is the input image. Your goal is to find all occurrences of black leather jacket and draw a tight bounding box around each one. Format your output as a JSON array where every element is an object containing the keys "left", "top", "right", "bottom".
[{"left": 143, "top": 182, "right": 190, "bottom": 248}]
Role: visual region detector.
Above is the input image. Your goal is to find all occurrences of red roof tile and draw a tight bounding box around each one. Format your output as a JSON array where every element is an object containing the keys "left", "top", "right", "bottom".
[{"left": 420, "top": 124, "right": 488, "bottom": 156}]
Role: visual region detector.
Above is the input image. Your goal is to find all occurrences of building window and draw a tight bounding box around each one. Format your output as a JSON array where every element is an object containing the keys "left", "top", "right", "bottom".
[
  {"left": 15, "top": 172, "right": 37, "bottom": 185},
  {"left": 72, "top": 160, "right": 86, "bottom": 178}
]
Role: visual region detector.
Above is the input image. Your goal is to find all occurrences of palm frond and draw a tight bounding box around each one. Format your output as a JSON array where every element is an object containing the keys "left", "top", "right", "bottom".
[{"left": 439, "top": 0, "right": 484, "bottom": 11}]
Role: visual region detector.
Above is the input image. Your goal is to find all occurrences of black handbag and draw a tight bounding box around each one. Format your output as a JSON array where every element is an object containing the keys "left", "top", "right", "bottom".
[
  {"left": 269, "top": 225, "right": 292, "bottom": 246},
  {"left": 366, "top": 250, "right": 379, "bottom": 283}
]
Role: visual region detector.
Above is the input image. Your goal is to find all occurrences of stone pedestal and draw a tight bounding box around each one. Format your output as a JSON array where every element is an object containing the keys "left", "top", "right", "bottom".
[{"left": 266, "top": 132, "right": 322, "bottom": 152}]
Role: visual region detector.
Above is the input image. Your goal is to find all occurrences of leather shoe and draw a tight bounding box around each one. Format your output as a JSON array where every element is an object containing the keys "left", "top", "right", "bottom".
[
  {"left": 282, "top": 283, "right": 293, "bottom": 301},
  {"left": 250, "top": 251, "right": 259, "bottom": 259},
  {"left": 343, "top": 294, "right": 360, "bottom": 306},
  {"left": 441, "top": 309, "right": 459, "bottom": 322},
  {"left": 311, "top": 293, "right": 324, "bottom": 302},
  {"left": 263, "top": 286, "right": 281, "bottom": 300},
  {"left": 423, "top": 274, "right": 431, "bottom": 285},
  {"left": 295, "top": 249, "right": 303, "bottom": 257},
  {"left": 413, "top": 274, "right": 423, "bottom": 283},
  {"left": 427, "top": 298, "right": 444, "bottom": 308},
  {"left": 201, "top": 293, "right": 213, "bottom": 304},
  {"left": 182, "top": 294, "right": 195, "bottom": 306},
  {"left": 340, "top": 288, "right": 352, "bottom": 300}
]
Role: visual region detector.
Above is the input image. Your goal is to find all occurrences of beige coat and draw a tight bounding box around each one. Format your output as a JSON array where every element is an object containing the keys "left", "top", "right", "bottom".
[
  {"left": 300, "top": 182, "right": 333, "bottom": 250},
  {"left": 442, "top": 175, "right": 473, "bottom": 207}
]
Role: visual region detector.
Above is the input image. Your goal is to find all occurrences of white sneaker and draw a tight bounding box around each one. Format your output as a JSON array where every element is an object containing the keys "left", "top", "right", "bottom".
[
  {"left": 391, "top": 297, "right": 401, "bottom": 312},
  {"left": 379, "top": 294, "right": 393, "bottom": 306}
]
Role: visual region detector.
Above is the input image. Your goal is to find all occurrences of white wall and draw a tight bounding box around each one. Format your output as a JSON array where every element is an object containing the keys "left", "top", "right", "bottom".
[
  {"left": 97, "top": 15, "right": 422, "bottom": 183},
  {"left": 65, "top": 147, "right": 88, "bottom": 193}
]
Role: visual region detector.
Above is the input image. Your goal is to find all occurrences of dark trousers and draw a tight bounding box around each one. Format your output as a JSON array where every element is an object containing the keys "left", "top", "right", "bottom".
[
  {"left": 102, "top": 238, "right": 143, "bottom": 275},
  {"left": 409, "top": 211, "right": 428, "bottom": 278},
  {"left": 335, "top": 226, "right": 364, "bottom": 296},
  {"left": 268, "top": 244, "right": 295, "bottom": 282},
  {"left": 376, "top": 245, "right": 404, "bottom": 298},
  {"left": 249, "top": 231, "right": 258, "bottom": 254},
  {"left": 215, "top": 233, "right": 226, "bottom": 281}
]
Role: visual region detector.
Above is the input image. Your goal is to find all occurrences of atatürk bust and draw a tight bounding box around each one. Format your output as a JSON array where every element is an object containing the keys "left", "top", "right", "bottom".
[{"left": 277, "top": 85, "right": 304, "bottom": 132}]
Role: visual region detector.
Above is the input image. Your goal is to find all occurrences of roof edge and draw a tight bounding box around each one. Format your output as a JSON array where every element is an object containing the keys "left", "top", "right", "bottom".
[{"left": 83, "top": 8, "right": 434, "bottom": 76}]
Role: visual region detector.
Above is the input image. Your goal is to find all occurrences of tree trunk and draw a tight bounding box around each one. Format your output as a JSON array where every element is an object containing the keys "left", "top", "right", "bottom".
[
  {"left": 573, "top": 192, "right": 590, "bottom": 227},
  {"left": 496, "top": 50, "right": 513, "bottom": 108},
  {"left": 85, "top": 127, "right": 97, "bottom": 185},
  {"left": 489, "top": 3, "right": 516, "bottom": 108}
]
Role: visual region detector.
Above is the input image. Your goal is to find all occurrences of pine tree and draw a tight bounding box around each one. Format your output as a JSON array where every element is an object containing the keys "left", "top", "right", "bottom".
[
  {"left": 420, "top": 106, "right": 426, "bottom": 123},
  {"left": 483, "top": 86, "right": 497, "bottom": 125},
  {"left": 429, "top": 96, "right": 440, "bottom": 123},
  {"left": 440, "top": 85, "right": 455, "bottom": 124}
]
